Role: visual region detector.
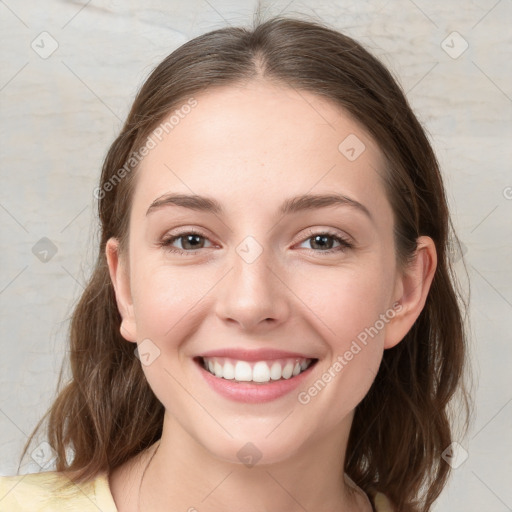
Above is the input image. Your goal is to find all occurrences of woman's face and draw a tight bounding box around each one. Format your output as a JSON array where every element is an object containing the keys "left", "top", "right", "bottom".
[{"left": 107, "top": 81, "right": 414, "bottom": 465}]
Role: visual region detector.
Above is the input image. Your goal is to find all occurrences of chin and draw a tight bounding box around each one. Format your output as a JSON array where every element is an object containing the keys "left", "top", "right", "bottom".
[{"left": 198, "top": 430, "right": 307, "bottom": 467}]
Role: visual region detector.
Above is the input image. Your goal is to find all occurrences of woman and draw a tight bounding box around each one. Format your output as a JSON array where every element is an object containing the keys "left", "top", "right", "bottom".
[{"left": 1, "top": 14, "right": 471, "bottom": 512}]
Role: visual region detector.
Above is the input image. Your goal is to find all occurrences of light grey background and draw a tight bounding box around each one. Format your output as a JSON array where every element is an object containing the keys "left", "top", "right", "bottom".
[{"left": 1, "top": 1, "right": 511, "bottom": 510}]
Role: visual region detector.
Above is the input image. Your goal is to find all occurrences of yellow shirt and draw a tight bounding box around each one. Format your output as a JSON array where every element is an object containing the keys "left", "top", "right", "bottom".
[{"left": 0, "top": 470, "right": 394, "bottom": 511}]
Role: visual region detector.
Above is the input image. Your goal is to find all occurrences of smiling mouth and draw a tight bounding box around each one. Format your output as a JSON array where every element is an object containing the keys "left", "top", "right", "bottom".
[{"left": 194, "top": 356, "right": 318, "bottom": 384}]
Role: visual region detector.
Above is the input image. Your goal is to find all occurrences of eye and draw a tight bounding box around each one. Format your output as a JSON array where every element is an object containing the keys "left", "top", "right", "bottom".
[
  {"left": 297, "top": 229, "right": 353, "bottom": 254},
  {"left": 159, "top": 230, "right": 214, "bottom": 255},
  {"left": 158, "top": 228, "right": 353, "bottom": 256}
]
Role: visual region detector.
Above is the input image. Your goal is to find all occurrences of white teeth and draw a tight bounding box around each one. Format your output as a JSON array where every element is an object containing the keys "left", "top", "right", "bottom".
[
  {"left": 282, "top": 362, "right": 294, "bottom": 379},
  {"left": 270, "top": 361, "right": 282, "bottom": 380},
  {"left": 222, "top": 360, "right": 235, "bottom": 380},
  {"left": 213, "top": 361, "right": 223, "bottom": 378},
  {"left": 252, "top": 361, "right": 271, "bottom": 382},
  {"left": 201, "top": 356, "right": 314, "bottom": 383},
  {"left": 234, "top": 361, "right": 252, "bottom": 381}
]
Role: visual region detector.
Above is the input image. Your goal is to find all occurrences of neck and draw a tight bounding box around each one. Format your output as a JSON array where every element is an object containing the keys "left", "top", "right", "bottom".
[{"left": 136, "top": 411, "right": 367, "bottom": 512}]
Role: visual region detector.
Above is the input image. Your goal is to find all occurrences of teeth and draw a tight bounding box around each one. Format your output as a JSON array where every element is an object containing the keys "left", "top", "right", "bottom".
[
  {"left": 234, "top": 361, "right": 252, "bottom": 381},
  {"left": 223, "top": 360, "right": 235, "bottom": 379},
  {"left": 201, "top": 356, "right": 314, "bottom": 383},
  {"left": 270, "top": 361, "right": 282, "bottom": 380},
  {"left": 282, "top": 362, "right": 293, "bottom": 379},
  {"left": 252, "top": 361, "right": 270, "bottom": 382},
  {"left": 213, "top": 360, "right": 223, "bottom": 378}
]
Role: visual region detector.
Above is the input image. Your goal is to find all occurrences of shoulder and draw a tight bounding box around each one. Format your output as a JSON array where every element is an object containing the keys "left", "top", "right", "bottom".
[
  {"left": 0, "top": 470, "right": 118, "bottom": 511},
  {"left": 344, "top": 473, "right": 394, "bottom": 512},
  {"left": 372, "top": 491, "right": 395, "bottom": 512}
]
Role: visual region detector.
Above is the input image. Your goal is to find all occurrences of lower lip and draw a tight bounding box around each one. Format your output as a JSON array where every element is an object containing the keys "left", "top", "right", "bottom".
[{"left": 195, "top": 359, "right": 317, "bottom": 403}]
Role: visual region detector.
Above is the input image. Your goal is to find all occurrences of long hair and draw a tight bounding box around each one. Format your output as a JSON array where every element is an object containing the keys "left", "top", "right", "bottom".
[{"left": 20, "top": 14, "right": 472, "bottom": 511}]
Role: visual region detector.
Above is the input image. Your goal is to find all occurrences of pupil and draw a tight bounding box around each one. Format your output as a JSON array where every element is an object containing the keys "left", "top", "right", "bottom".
[
  {"left": 184, "top": 234, "right": 202, "bottom": 249},
  {"left": 312, "top": 235, "right": 332, "bottom": 250}
]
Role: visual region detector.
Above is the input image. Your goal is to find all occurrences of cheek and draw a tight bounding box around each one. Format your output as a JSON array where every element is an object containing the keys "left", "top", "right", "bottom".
[
  {"left": 130, "top": 260, "right": 209, "bottom": 341},
  {"left": 295, "top": 260, "right": 392, "bottom": 346},
  {"left": 128, "top": 263, "right": 205, "bottom": 409},
  {"left": 292, "top": 262, "right": 392, "bottom": 407}
]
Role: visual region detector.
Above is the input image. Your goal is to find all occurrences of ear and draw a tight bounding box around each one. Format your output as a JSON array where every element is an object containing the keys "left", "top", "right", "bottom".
[
  {"left": 384, "top": 236, "right": 437, "bottom": 349},
  {"left": 105, "top": 237, "right": 137, "bottom": 343}
]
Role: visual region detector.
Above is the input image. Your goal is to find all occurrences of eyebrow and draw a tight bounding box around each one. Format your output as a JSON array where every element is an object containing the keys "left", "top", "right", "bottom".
[{"left": 146, "top": 192, "right": 373, "bottom": 222}]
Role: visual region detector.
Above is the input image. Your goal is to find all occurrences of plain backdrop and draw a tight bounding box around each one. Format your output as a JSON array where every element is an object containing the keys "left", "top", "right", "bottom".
[{"left": 0, "top": 1, "right": 511, "bottom": 510}]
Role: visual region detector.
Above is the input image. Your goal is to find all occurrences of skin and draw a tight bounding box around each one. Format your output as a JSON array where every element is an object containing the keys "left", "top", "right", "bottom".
[{"left": 105, "top": 79, "right": 437, "bottom": 512}]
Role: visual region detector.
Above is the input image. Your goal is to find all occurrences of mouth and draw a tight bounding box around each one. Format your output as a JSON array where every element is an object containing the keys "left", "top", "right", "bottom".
[{"left": 193, "top": 356, "right": 318, "bottom": 384}]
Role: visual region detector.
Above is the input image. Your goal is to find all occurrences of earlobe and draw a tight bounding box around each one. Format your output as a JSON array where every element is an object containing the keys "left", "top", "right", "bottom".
[
  {"left": 105, "top": 237, "right": 138, "bottom": 343},
  {"left": 384, "top": 236, "right": 437, "bottom": 349}
]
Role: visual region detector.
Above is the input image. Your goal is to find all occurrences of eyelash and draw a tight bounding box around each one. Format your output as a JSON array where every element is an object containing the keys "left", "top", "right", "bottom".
[{"left": 158, "top": 228, "right": 353, "bottom": 256}]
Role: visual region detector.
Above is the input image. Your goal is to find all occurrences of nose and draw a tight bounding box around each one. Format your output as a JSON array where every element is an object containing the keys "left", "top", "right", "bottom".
[{"left": 214, "top": 244, "right": 290, "bottom": 332}]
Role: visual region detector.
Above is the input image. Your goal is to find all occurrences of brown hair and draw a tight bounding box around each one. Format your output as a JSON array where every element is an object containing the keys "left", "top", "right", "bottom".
[{"left": 20, "top": 14, "right": 472, "bottom": 511}]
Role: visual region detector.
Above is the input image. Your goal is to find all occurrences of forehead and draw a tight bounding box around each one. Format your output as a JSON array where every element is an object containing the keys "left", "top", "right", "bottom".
[{"left": 131, "top": 81, "right": 392, "bottom": 224}]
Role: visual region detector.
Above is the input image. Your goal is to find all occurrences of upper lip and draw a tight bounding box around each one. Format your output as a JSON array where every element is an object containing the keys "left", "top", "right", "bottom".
[{"left": 197, "top": 348, "right": 317, "bottom": 362}]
